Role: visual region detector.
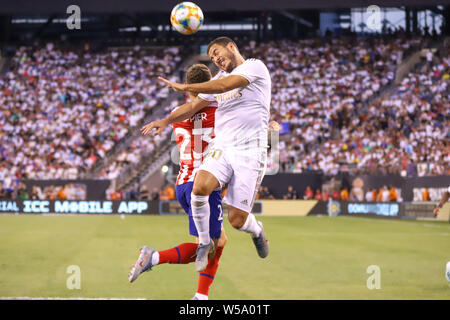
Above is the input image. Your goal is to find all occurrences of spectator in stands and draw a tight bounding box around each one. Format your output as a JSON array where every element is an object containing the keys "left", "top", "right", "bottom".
[
  {"left": 388, "top": 185, "right": 398, "bottom": 202},
  {"left": 151, "top": 187, "right": 160, "bottom": 200},
  {"left": 284, "top": 185, "right": 298, "bottom": 200},
  {"left": 331, "top": 189, "right": 340, "bottom": 201},
  {"left": 340, "top": 188, "right": 349, "bottom": 201},
  {"left": 377, "top": 187, "right": 385, "bottom": 202},
  {"left": 30, "top": 186, "right": 40, "bottom": 200},
  {"left": 125, "top": 187, "right": 137, "bottom": 200},
  {"left": 365, "top": 189, "right": 372, "bottom": 202},
  {"left": 257, "top": 186, "right": 275, "bottom": 200},
  {"left": 422, "top": 188, "right": 431, "bottom": 201},
  {"left": 314, "top": 189, "right": 322, "bottom": 201},
  {"left": 0, "top": 184, "right": 7, "bottom": 199},
  {"left": 65, "top": 184, "right": 76, "bottom": 200},
  {"left": 139, "top": 185, "right": 149, "bottom": 200},
  {"left": 17, "top": 183, "right": 29, "bottom": 200},
  {"left": 110, "top": 190, "right": 122, "bottom": 200},
  {"left": 57, "top": 186, "right": 67, "bottom": 200},
  {"left": 322, "top": 190, "right": 330, "bottom": 201},
  {"left": 75, "top": 185, "right": 86, "bottom": 200},
  {"left": 165, "top": 184, "right": 176, "bottom": 201},
  {"left": 106, "top": 185, "right": 115, "bottom": 200},
  {"left": 303, "top": 186, "right": 314, "bottom": 200},
  {"left": 159, "top": 187, "right": 168, "bottom": 201},
  {"left": 377, "top": 186, "right": 390, "bottom": 202},
  {"left": 371, "top": 188, "right": 379, "bottom": 202}
]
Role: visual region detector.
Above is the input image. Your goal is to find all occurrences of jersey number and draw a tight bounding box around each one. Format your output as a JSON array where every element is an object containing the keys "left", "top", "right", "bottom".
[{"left": 174, "top": 127, "right": 214, "bottom": 161}]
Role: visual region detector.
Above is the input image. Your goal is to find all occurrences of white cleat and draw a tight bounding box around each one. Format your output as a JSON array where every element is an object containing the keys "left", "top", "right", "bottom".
[
  {"left": 195, "top": 239, "right": 215, "bottom": 272},
  {"left": 128, "top": 246, "right": 155, "bottom": 283}
]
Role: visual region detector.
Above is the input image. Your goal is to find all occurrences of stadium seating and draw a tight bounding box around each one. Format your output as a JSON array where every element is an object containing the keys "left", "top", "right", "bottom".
[
  {"left": 0, "top": 43, "right": 182, "bottom": 186},
  {"left": 239, "top": 36, "right": 449, "bottom": 176},
  {"left": 0, "top": 36, "right": 448, "bottom": 199}
]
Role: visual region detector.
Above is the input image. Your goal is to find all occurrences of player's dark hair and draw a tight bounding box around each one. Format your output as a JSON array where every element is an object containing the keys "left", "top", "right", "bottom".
[
  {"left": 185, "top": 64, "right": 211, "bottom": 84},
  {"left": 206, "top": 36, "right": 238, "bottom": 56}
]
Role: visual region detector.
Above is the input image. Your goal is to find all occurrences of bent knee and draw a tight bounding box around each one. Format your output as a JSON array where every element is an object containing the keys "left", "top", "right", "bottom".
[
  {"left": 228, "top": 209, "right": 248, "bottom": 229},
  {"left": 192, "top": 170, "right": 219, "bottom": 196},
  {"left": 192, "top": 183, "right": 211, "bottom": 196}
]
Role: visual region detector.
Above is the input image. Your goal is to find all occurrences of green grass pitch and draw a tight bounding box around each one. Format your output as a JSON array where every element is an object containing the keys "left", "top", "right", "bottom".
[{"left": 0, "top": 214, "right": 449, "bottom": 300}]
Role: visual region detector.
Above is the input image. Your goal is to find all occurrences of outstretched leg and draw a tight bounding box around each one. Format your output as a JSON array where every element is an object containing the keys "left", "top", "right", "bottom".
[
  {"left": 228, "top": 205, "right": 268, "bottom": 258},
  {"left": 128, "top": 242, "right": 199, "bottom": 283}
]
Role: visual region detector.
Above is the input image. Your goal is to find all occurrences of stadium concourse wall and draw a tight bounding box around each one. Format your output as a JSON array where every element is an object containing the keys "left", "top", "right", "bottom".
[
  {"left": 18, "top": 175, "right": 449, "bottom": 202},
  {"left": 261, "top": 174, "right": 450, "bottom": 202},
  {"left": 23, "top": 180, "right": 110, "bottom": 201}
]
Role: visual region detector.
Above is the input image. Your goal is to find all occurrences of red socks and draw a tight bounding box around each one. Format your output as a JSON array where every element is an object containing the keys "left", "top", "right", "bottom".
[
  {"left": 158, "top": 243, "right": 198, "bottom": 264},
  {"left": 157, "top": 243, "right": 225, "bottom": 298},
  {"left": 197, "top": 246, "right": 224, "bottom": 296}
]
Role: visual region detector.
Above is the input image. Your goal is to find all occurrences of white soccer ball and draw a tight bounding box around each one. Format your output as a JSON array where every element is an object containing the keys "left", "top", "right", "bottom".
[{"left": 170, "top": 2, "right": 204, "bottom": 35}]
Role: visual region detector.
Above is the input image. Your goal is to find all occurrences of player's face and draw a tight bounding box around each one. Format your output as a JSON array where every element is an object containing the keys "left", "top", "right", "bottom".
[{"left": 208, "top": 43, "right": 237, "bottom": 73}]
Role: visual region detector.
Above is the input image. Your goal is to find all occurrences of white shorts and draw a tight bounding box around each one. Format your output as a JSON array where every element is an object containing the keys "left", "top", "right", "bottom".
[{"left": 199, "top": 145, "right": 267, "bottom": 213}]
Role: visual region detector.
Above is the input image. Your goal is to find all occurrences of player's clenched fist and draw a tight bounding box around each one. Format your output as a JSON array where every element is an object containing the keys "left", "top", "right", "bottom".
[
  {"left": 268, "top": 120, "right": 281, "bottom": 132},
  {"left": 141, "top": 118, "right": 169, "bottom": 136}
]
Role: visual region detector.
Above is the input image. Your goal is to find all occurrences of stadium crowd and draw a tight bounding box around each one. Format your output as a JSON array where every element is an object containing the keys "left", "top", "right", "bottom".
[
  {"left": 0, "top": 42, "right": 181, "bottom": 185},
  {"left": 241, "top": 36, "right": 449, "bottom": 177},
  {"left": 95, "top": 100, "right": 177, "bottom": 180},
  {"left": 0, "top": 36, "right": 448, "bottom": 201}
]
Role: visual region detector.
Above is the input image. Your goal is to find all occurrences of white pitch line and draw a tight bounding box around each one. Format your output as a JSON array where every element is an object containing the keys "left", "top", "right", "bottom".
[{"left": 0, "top": 297, "right": 147, "bottom": 300}]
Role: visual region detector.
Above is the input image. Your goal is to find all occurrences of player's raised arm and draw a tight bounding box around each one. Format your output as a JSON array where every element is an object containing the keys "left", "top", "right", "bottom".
[
  {"left": 158, "top": 75, "right": 248, "bottom": 94},
  {"left": 141, "top": 97, "right": 211, "bottom": 136}
]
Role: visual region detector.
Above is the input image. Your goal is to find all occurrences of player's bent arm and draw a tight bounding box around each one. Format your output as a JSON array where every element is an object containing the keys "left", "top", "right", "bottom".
[
  {"left": 185, "top": 75, "right": 249, "bottom": 94},
  {"left": 166, "top": 97, "right": 211, "bottom": 124},
  {"left": 141, "top": 97, "right": 211, "bottom": 135}
]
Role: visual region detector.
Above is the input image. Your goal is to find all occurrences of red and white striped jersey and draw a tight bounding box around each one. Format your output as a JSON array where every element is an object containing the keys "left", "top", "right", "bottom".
[{"left": 172, "top": 104, "right": 217, "bottom": 185}]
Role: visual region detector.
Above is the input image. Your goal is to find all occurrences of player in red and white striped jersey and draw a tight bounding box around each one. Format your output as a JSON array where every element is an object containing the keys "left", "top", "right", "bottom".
[
  {"left": 172, "top": 102, "right": 216, "bottom": 185},
  {"left": 129, "top": 64, "right": 226, "bottom": 301}
]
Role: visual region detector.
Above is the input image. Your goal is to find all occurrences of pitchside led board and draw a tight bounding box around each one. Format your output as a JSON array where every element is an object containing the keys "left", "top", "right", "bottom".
[{"left": 0, "top": 200, "right": 156, "bottom": 215}]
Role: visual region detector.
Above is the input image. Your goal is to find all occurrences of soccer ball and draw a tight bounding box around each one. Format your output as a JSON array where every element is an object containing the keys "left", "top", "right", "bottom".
[{"left": 170, "top": 2, "right": 204, "bottom": 35}]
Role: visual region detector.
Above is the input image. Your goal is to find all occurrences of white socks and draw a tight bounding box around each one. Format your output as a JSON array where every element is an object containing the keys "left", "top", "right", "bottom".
[
  {"left": 194, "top": 293, "right": 208, "bottom": 300},
  {"left": 239, "top": 213, "right": 262, "bottom": 238},
  {"left": 151, "top": 251, "right": 160, "bottom": 266},
  {"left": 191, "top": 193, "right": 211, "bottom": 245}
]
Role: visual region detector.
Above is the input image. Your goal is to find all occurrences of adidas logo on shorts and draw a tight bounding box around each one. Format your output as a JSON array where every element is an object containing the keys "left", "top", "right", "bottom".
[{"left": 240, "top": 199, "right": 248, "bottom": 205}]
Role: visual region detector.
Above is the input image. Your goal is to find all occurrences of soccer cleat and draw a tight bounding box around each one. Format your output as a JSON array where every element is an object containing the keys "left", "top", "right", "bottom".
[
  {"left": 195, "top": 239, "right": 215, "bottom": 272},
  {"left": 128, "top": 246, "right": 155, "bottom": 283},
  {"left": 252, "top": 221, "right": 269, "bottom": 258}
]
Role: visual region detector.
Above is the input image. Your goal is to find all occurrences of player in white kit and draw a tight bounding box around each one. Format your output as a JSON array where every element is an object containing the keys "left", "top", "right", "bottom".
[{"left": 142, "top": 37, "right": 271, "bottom": 272}]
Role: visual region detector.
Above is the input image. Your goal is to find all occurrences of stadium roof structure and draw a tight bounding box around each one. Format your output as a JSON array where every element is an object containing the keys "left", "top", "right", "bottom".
[{"left": 0, "top": 0, "right": 448, "bottom": 14}]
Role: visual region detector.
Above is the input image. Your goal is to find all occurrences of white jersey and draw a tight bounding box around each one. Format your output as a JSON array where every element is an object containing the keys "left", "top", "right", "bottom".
[{"left": 198, "top": 58, "right": 271, "bottom": 151}]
